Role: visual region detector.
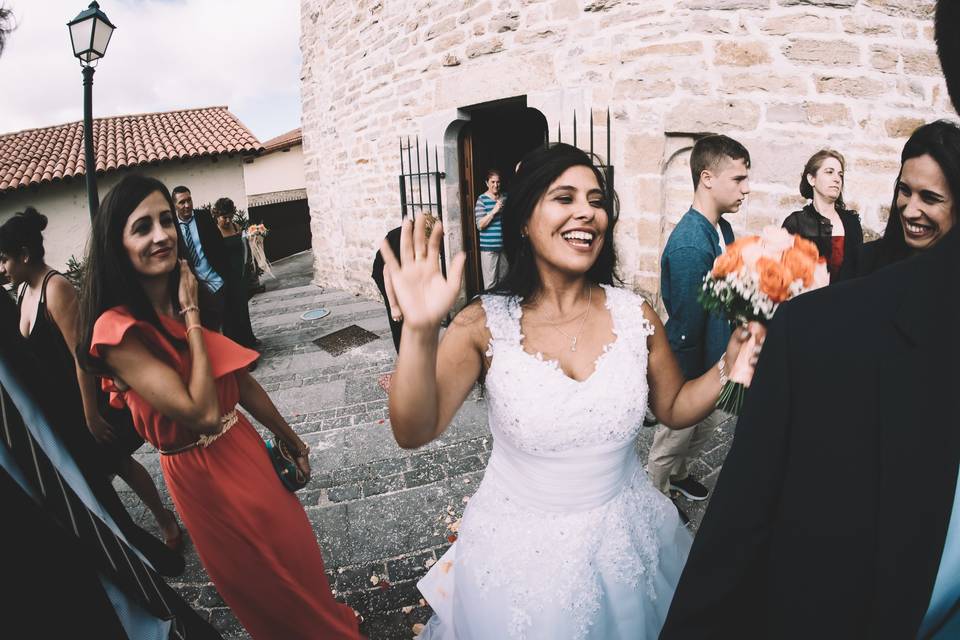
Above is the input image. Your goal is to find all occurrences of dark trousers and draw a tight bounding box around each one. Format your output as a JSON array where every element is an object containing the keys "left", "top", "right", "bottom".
[
  {"left": 221, "top": 277, "right": 257, "bottom": 348},
  {"left": 372, "top": 273, "right": 402, "bottom": 353},
  {"left": 198, "top": 285, "right": 225, "bottom": 332}
]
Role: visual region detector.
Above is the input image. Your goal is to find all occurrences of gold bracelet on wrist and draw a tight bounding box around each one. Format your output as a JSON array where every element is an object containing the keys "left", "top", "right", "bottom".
[
  {"left": 185, "top": 324, "right": 203, "bottom": 336},
  {"left": 179, "top": 305, "right": 199, "bottom": 315},
  {"left": 717, "top": 357, "right": 728, "bottom": 387}
]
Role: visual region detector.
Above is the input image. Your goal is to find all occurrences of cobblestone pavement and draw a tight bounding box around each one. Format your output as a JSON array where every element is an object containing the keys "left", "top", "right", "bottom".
[{"left": 118, "top": 251, "right": 736, "bottom": 639}]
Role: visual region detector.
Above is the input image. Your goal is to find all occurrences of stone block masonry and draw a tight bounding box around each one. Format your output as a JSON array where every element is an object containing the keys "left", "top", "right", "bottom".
[{"left": 300, "top": 0, "right": 953, "bottom": 304}]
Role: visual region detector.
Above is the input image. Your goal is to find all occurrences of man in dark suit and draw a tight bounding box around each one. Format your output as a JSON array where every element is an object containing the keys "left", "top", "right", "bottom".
[
  {"left": 172, "top": 185, "right": 229, "bottom": 331},
  {"left": 660, "top": 3, "right": 960, "bottom": 638}
]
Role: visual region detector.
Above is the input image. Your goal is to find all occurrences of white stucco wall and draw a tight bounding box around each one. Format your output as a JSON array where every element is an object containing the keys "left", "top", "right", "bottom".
[
  {"left": 243, "top": 144, "right": 307, "bottom": 196},
  {"left": 0, "top": 155, "right": 248, "bottom": 270}
]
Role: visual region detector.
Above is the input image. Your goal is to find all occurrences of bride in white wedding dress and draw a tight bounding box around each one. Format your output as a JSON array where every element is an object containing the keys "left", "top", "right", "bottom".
[{"left": 380, "top": 144, "right": 750, "bottom": 639}]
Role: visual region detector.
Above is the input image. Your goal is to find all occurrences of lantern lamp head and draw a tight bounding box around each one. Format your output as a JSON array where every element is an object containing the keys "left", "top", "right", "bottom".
[{"left": 67, "top": 1, "right": 115, "bottom": 66}]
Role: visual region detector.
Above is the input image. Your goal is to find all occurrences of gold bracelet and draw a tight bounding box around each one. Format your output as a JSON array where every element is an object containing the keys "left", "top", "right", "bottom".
[
  {"left": 179, "top": 305, "right": 199, "bottom": 315},
  {"left": 717, "top": 357, "right": 728, "bottom": 387},
  {"left": 185, "top": 324, "right": 203, "bottom": 336}
]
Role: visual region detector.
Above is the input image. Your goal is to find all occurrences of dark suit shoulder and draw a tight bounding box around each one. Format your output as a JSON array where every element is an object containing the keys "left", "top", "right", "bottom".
[{"left": 774, "top": 262, "right": 900, "bottom": 355}]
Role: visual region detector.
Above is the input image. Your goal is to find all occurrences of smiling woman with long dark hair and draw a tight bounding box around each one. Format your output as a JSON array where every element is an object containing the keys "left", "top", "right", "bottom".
[
  {"left": 77, "top": 174, "right": 361, "bottom": 640},
  {"left": 380, "top": 143, "right": 752, "bottom": 638},
  {"left": 860, "top": 120, "right": 960, "bottom": 275}
]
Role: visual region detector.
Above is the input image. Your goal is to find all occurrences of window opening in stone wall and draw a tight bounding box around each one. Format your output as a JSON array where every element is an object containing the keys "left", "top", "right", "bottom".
[{"left": 457, "top": 97, "right": 548, "bottom": 299}]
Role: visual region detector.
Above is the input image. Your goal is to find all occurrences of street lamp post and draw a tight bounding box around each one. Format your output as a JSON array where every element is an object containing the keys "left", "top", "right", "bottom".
[{"left": 67, "top": 1, "right": 115, "bottom": 219}]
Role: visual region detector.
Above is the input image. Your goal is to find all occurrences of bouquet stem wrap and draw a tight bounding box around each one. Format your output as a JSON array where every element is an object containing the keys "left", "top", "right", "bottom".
[
  {"left": 248, "top": 233, "right": 277, "bottom": 280},
  {"left": 718, "top": 322, "right": 767, "bottom": 415}
]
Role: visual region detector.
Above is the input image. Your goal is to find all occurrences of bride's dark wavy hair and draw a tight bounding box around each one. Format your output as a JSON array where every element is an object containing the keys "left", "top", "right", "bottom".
[
  {"left": 78, "top": 174, "right": 188, "bottom": 374},
  {"left": 488, "top": 143, "right": 620, "bottom": 301}
]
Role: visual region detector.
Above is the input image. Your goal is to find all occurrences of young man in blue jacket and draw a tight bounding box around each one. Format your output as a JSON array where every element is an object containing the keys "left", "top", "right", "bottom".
[{"left": 647, "top": 135, "right": 751, "bottom": 515}]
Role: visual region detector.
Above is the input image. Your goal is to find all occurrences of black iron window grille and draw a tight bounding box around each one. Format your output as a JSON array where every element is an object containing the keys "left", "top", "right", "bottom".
[
  {"left": 551, "top": 108, "right": 615, "bottom": 204},
  {"left": 398, "top": 136, "right": 446, "bottom": 276}
]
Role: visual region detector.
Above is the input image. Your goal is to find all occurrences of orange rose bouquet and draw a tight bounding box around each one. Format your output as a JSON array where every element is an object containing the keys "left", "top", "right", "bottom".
[{"left": 700, "top": 226, "right": 829, "bottom": 414}]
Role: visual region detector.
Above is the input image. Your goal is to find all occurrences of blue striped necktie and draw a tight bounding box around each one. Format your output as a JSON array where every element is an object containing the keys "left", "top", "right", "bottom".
[{"left": 179, "top": 218, "right": 201, "bottom": 268}]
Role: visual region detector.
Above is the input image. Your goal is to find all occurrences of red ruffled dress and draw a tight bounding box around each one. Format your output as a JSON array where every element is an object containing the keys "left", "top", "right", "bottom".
[{"left": 91, "top": 307, "right": 362, "bottom": 640}]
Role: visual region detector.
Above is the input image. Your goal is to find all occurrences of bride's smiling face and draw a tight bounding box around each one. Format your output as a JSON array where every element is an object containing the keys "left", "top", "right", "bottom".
[{"left": 523, "top": 165, "right": 608, "bottom": 277}]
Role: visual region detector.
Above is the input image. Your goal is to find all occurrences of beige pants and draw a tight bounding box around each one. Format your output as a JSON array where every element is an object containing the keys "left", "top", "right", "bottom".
[
  {"left": 480, "top": 251, "right": 507, "bottom": 289},
  {"left": 646, "top": 409, "right": 727, "bottom": 496}
]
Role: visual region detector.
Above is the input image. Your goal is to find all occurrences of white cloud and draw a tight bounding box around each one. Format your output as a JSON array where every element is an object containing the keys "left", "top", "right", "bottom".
[{"left": 0, "top": 0, "right": 301, "bottom": 141}]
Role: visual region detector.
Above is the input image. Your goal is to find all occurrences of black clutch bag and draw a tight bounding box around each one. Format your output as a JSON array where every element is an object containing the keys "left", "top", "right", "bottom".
[{"left": 265, "top": 437, "right": 309, "bottom": 492}]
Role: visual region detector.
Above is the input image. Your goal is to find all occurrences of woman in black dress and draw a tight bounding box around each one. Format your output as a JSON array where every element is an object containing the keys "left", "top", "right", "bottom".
[
  {"left": 0, "top": 207, "right": 182, "bottom": 549},
  {"left": 212, "top": 198, "right": 258, "bottom": 352}
]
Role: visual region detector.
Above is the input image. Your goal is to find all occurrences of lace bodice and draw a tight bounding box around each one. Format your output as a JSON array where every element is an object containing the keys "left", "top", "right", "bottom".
[{"left": 482, "top": 284, "right": 655, "bottom": 454}]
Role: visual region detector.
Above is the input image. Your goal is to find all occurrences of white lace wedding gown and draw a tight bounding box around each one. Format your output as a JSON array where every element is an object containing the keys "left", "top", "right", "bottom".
[{"left": 417, "top": 285, "right": 692, "bottom": 640}]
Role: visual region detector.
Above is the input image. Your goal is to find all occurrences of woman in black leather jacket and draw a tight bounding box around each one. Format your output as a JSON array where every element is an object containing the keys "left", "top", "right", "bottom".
[{"left": 782, "top": 149, "right": 863, "bottom": 282}]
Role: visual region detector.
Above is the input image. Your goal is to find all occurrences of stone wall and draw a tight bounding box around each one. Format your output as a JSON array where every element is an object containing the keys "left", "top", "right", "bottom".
[{"left": 300, "top": 0, "right": 952, "bottom": 301}]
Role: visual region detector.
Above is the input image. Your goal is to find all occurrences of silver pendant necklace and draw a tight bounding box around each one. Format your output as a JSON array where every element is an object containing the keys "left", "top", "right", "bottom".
[{"left": 550, "top": 286, "right": 593, "bottom": 352}]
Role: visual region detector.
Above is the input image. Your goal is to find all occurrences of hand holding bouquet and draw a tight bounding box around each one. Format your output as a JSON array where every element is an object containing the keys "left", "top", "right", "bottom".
[
  {"left": 700, "top": 226, "right": 829, "bottom": 414},
  {"left": 247, "top": 223, "right": 269, "bottom": 238}
]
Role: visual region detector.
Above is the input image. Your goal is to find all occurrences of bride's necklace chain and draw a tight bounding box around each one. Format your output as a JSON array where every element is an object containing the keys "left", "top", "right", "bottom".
[{"left": 545, "top": 286, "right": 593, "bottom": 352}]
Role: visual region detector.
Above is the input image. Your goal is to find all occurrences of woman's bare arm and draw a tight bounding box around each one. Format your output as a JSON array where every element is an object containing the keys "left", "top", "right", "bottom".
[
  {"left": 235, "top": 369, "right": 310, "bottom": 475},
  {"left": 45, "top": 275, "right": 118, "bottom": 443},
  {"left": 102, "top": 262, "right": 220, "bottom": 434},
  {"left": 103, "top": 324, "right": 221, "bottom": 434},
  {"left": 645, "top": 302, "right": 750, "bottom": 429},
  {"left": 379, "top": 216, "right": 473, "bottom": 448}
]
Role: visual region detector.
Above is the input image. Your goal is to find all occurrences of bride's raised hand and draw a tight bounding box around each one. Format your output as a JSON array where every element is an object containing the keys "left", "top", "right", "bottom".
[{"left": 379, "top": 215, "right": 466, "bottom": 332}]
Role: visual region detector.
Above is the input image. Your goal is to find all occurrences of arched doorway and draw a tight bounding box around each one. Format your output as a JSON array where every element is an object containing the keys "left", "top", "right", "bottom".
[{"left": 457, "top": 98, "right": 548, "bottom": 298}]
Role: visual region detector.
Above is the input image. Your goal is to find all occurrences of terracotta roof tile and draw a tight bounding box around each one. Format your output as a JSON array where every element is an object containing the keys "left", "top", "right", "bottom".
[
  {"left": 262, "top": 127, "right": 302, "bottom": 154},
  {"left": 0, "top": 106, "right": 263, "bottom": 193}
]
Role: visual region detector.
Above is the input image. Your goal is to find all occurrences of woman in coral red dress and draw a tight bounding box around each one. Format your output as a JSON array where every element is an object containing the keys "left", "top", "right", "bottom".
[{"left": 78, "top": 175, "right": 362, "bottom": 640}]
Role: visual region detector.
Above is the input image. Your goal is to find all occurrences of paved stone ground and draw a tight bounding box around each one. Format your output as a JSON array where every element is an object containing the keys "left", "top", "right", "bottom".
[{"left": 118, "top": 251, "right": 736, "bottom": 639}]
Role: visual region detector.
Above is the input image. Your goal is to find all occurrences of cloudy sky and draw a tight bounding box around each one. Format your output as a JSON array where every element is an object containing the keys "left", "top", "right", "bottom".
[{"left": 0, "top": 0, "right": 301, "bottom": 141}]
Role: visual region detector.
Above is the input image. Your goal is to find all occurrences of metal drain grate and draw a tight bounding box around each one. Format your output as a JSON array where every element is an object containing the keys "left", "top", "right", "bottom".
[{"left": 312, "top": 324, "right": 380, "bottom": 356}]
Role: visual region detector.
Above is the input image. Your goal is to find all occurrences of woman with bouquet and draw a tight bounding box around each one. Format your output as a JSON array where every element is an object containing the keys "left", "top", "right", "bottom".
[
  {"left": 78, "top": 175, "right": 362, "bottom": 640},
  {"left": 212, "top": 197, "right": 258, "bottom": 351},
  {"left": 782, "top": 149, "right": 863, "bottom": 282},
  {"left": 381, "top": 143, "right": 752, "bottom": 639}
]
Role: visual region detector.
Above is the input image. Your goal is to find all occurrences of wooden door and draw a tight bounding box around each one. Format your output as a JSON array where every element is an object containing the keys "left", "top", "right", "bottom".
[{"left": 458, "top": 125, "right": 482, "bottom": 298}]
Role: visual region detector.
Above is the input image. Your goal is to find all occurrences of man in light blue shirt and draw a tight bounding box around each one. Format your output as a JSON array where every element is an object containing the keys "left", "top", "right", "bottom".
[{"left": 172, "top": 186, "right": 228, "bottom": 331}]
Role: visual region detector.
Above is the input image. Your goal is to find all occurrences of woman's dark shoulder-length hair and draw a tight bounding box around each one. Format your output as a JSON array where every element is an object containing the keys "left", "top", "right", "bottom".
[
  {"left": 487, "top": 142, "right": 619, "bottom": 302},
  {"left": 872, "top": 119, "right": 960, "bottom": 270},
  {"left": 78, "top": 174, "right": 187, "bottom": 374}
]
